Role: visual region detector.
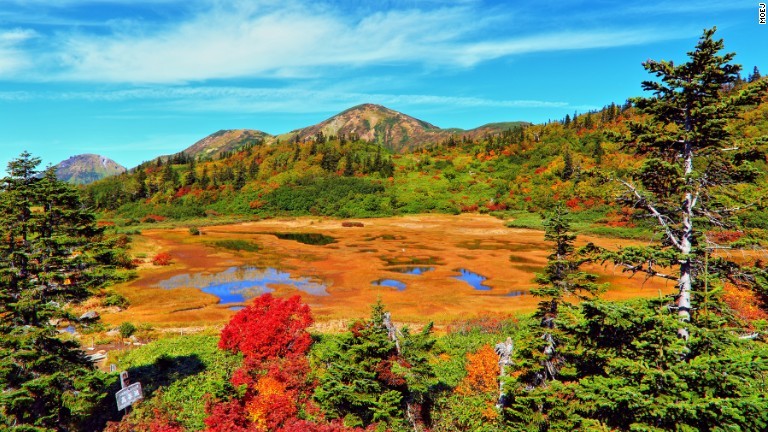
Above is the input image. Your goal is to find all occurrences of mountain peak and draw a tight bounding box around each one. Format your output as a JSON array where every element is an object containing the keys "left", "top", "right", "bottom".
[
  {"left": 182, "top": 129, "right": 271, "bottom": 160},
  {"left": 54, "top": 154, "right": 126, "bottom": 185},
  {"left": 284, "top": 103, "right": 442, "bottom": 152}
]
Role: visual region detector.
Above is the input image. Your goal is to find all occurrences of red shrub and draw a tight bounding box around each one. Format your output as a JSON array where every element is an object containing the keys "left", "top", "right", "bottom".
[
  {"left": 485, "top": 202, "right": 508, "bottom": 211},
  {"left": 174, "top": 186, "right": 192, "bottom": 198},
  {"left": 460, "top": 204, "right": 479, "bottom": 213},
  {"left": 708, "top": 230, "right": 744, "bottom": 244},
  {"left": 152, "top": 253, "right": 172, "bottom": 266},
  {"left": 219, "top": 294, "right": 313, "bottom": 361},
  {"left": 142, "top": 214, "right": 167, "bottom": 223},
  {"left": 565, "top": 197, "right": 581, "bottom": 210},
  {"left": 341, "top": 221, "right": 364, "bottom": 227}
]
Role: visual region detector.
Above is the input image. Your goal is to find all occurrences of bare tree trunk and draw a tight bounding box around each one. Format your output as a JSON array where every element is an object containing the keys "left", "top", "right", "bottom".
[
  {"left": 382, "top": 312, "right": 422, "bottom": 432},
  {"left": 495, "top": 337, "right": 514, "bottom": 408},
  {"left": 678, "top": 136, "right": 694, "bottom": 340}
]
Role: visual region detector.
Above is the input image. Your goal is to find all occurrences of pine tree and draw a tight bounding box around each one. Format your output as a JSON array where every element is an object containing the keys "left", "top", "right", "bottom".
[
  {"left": 314, "top": 301, "right": 435, "bottom": 429},
  {"left": 610, "top": 27, "right": 768, "bottom": 340},
  {"left": 560, "top": 149, "right": 574, "bottom": 180},
  {"left": 0, "top": 153, "right": 121, "bottom": 430}
]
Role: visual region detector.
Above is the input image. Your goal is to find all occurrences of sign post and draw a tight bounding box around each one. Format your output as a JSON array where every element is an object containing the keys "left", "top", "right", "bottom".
[
  {"left": 116, "top": 382, "right": 143, "bottom": 411},
  {"left": 115, "top": 371, "right": 143, "bottom": 412}
]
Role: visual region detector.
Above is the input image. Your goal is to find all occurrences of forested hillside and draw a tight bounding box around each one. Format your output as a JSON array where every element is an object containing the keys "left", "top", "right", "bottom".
[{"left": 84, "top": 75, "right": 767, "bottom": 241}]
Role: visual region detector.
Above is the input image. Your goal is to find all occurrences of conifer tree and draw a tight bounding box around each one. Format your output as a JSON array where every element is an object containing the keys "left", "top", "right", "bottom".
[
  {"left": 315, "top": 301, "right": 435, "bottom": 430},
  {"left": 610, "top": 27, "right": 768, "bottom": 340},
  {"left": 0, "top": 153, "right": 120, "bottom": 430}
]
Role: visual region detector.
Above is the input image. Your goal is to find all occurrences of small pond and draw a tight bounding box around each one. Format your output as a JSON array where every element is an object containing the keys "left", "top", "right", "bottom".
[
  {"left": 372, "top": 279, "right": 407, "bottom": 291},
  {"left": 158, "top": 266, "right": 328, "bottom": 303},
  {"left": 270, "top": 232, "right": 337, "bottom": 245},
  {"left": 388, "top": 266, "right": 435, "bottom": 275},
  {"left": 453, "top": 268, "right": 492, "bottom": 291}
]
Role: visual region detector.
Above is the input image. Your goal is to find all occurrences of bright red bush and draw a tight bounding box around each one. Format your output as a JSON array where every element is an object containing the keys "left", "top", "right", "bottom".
[
  {"left": 152, "top": 252, "right": 172, "bottom": 266},
  {"left": 219, "top": 294, "right": 313, "bottom": 361}
]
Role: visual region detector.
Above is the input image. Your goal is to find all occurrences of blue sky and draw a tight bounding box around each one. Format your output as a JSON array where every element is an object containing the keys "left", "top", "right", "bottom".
[{"left": 1, "top": 0, "right": 765, "bottom": 171}]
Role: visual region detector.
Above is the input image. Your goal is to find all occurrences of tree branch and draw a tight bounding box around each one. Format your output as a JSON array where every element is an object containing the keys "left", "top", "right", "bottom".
[{"left": 614, "top": 178, "right": 683, "bottom": 250}]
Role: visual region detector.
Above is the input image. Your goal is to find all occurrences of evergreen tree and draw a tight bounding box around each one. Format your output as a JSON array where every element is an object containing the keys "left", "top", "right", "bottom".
[
  {"left": 0, "top": 154, "right": 120, "bottom": 430},
  {"left": 134, "top": 169, "right": 149, "bottom": 199},
  {"left": 315, "top": 301, "right": 436, "bottom": 430},
  {"left": 560, "top": 149, "right": 574, "bottom": 180},
  {"left": 610, "top": 27, "right": 767, "bottom": 340},
  {"left": 343, "top": 153, "right": 354, "bottom": 176},
  {"left": 505, "top": 206, "right": 602, "bottom": 428},
  {"left": 748, "top": 65, "right": 761, "bottom": 82}
]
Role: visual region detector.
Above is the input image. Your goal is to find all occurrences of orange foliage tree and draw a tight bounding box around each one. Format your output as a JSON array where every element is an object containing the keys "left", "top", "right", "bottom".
[{"left": 455, "top": 344, "right": 498, "bottom": 395}]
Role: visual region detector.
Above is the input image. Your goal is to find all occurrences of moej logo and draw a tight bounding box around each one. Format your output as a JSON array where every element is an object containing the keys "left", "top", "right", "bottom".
[{"left": 760, "top": 3, "right": 767, "bottom": 24}]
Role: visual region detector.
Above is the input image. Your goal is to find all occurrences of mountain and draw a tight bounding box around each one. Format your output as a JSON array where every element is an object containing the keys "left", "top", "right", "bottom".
[
  {"left": 54, "top": 154, "right": 126, "bottom": 185},
  {"left": 279, "top": 103, "right": 447, "bottom": 153},
  {"left": 182, "top": 129, "right": 271, "bottom": 160}
]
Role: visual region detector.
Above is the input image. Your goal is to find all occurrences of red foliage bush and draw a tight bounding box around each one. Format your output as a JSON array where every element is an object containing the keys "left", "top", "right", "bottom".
[
  {"left": 485, "top": 202, "right": 508, "bottom": 211},
  {"left": 152, "top": 252, "right": 172, "bottom": 266},
  {"left": 219, "top": 294, "right": 313, "bottom": 361},
  {"left": 174, "top": 186, "right": 192, "bottom": 198},
  {"left": 565, "top": 197, "right": 581, "bottom": 210},
  {"left": 460, "top": 204, "right": 479, "bottom": 213},
  {"left": 708, "top": 230, "right": 744, "bottom": 244},
  {"left": 142, "top": 214, "right": 167, "bottom": 223}
]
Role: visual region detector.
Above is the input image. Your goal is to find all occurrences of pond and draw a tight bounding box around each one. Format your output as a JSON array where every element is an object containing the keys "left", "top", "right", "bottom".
[
  {"left": 158, "top": 266, "right": 328, "bottom": 303},
  {"left": 372, "top": 279, "right": 407, "bottom": 291},
  {"left": 387, "top": 266, "right": 435, "bottom": 275},
  {"left": 453, "top": 268, "right": 492, "bottom": 291},
  {"left": 269, "top": 232, "right": 337, "bottom": 245}
]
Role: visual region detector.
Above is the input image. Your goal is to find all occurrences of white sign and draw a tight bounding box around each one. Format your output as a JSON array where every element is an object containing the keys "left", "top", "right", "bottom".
[{"left": 116, "top": 382, "right": 143, "bottom": 411}]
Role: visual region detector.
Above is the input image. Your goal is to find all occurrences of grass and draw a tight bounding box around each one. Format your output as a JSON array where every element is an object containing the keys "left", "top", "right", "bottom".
[
  {"left": 112, "top": 333, "right": 241, "bottom": 430},
  {"left": 210, "top": 239, "right": 260, "bottom": 252}
]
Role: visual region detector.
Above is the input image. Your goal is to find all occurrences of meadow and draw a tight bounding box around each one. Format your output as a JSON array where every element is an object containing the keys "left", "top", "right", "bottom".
[{"left": 102, "top": 213, "right": 672, "bottom": 330}]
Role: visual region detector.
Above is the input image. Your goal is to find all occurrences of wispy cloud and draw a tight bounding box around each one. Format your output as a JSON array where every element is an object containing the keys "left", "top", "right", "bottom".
[
  {"left": 0, "top": 28, "right": 37, "bottom": 76},
  {"left": 0, "top": 85, "right": 581, "bottom": 113},
  {"left": 0, "top": 0, "right": 709, "bottom": 84}
]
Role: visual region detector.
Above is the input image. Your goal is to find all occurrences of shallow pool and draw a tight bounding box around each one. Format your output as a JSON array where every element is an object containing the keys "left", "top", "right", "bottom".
[
  {"left": 158, "top": 266, "right": 328, "bottom": 303},
  {"left": 453, "top": 268, "right": 492, "bottom": 291}
]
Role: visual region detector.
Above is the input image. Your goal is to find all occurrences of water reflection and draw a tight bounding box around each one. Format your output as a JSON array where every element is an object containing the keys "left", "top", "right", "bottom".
[
  {"left": 372, "top": 279, "right": 407, "bottom": 291},
  {"left": 388, "top": 266, "right": 434, "bottom": 275},
  {"left": 453, "top": 268, "right": 492, "bottom": 291},
  {"left": 158, "top": 266, "right": 328, "bottom": 303},
  {"left": 270, "top": 232, "right": 336, "bottom": 245}
]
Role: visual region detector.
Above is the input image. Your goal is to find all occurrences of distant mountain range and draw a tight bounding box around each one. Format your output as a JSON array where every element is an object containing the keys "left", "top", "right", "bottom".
[
  {"left": 183, "top": 103, "right": 528, "bottom": 158},
  {"left": 53, "top": 103, "right": 527, "bottom": 182},
  {"left": 54, "top": 154, "right": 126, "bottom": 185}
]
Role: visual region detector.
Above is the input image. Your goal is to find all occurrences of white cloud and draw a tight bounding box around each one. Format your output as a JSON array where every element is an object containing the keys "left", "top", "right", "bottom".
[
  {"left": 0, "top": 0, "right": 704, "bottom": 84},
  {"left": 0, "top": 28, "right": 37, "bottom": 76},
  {"left": 0, "top": 85, "right": 584, "bottom": 114}
]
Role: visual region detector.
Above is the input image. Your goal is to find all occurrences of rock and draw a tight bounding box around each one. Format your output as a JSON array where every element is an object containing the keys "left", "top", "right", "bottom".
[{"left": 79, "top": 311, "right": 99, "bottom": 320}]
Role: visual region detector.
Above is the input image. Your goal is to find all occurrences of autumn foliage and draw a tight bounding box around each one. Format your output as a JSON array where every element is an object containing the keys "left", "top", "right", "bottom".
[
  {"left": 152, "top": 252, "right": 173, "bottom": 266},
  {"left": 455, "top": 344, "right": 499, "bottom": 395},
  {"left": 205, "top": 294, "right": 353, "bottom": 432},
  {"left": 218, "top": 294, "right": 313, "bottom": 361}
]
